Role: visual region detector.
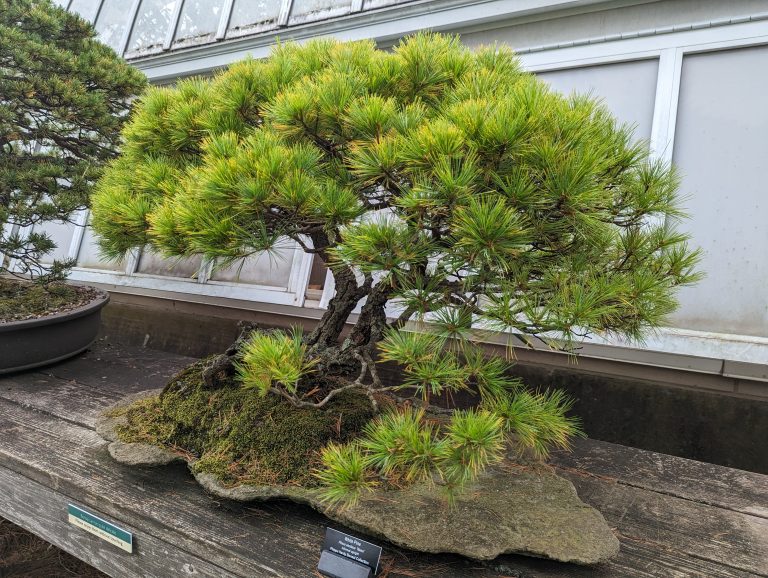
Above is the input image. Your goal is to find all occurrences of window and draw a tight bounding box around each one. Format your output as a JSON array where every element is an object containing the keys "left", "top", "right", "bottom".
[
  {"left": 76, "top": 225, "right": 124, "bottom": 272},
  {"left": 174, "top": 0, "right": 227, "bottom": 47},
  {"left": 137, "top": 250, "right": 203, "bottom": 279},
  {"left": 288, "top": 0, "right": 352, "bottom": 25},
  {"left": 127, "top": 0, "right": 180, "bottom": 55},
  {"left": 68, "top": 0, "right": 101, "bottom": 22},
  {"left": 363, "top": 0, "right": 411, "bottom": 10},
  {"left": 304, "top": 254, "right": 328, "bottom": 307},
  {"left": 210, "top": 244, "right": 296, "bottom": 288},
  {"left": 35, "top": 220, "right": 76, "bottom": 264},
  {"left": 226, "top": 0, "right": 282, "bottom": 38},
  {"left": 94, "top": 0, "right": 132, "bottom": 53}
]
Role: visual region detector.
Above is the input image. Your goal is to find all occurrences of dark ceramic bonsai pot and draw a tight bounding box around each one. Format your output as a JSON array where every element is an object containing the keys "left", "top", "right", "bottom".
[{"left": 0, "top": 288, "right": 109, "bottom": 374}]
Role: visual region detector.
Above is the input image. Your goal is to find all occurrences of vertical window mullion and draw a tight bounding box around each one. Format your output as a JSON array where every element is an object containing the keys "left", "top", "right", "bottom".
[
  {"left": 117, "top": 0, "right": 142, "bottom": 57},
  {"left": 216, "top": 0, "right": 235, "bottom": 40},
  {"left": 278, "top": 0, "right": 294, "bottom": 27},
  {"left": 91, "top": 0, "right": 106, "bottom": 24},
  {"left": 164, "top": 0, "right": 185, "bottom": 50}
]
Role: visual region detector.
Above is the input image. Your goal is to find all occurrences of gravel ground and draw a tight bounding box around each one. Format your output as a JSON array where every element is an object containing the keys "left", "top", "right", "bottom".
[{"left": 0, "top": 517, "right": 106, "bottom": 578}]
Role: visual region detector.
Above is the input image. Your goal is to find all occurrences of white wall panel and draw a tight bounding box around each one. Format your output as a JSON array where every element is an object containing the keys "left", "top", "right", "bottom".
[
  {"left": 669, "top": 46, "right": 768, "bottom": 337},
  {"left": 537, "top": 59, "right": 659, "bottom": 142}
]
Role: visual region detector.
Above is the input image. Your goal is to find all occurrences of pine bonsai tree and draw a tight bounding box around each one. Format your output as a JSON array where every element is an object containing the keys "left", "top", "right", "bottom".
[
  {"left": 0, "top": 0, "right": 146, "bottom": 281},
  {"left": 92, "top": 34, "right": 700, "bottom": 502}
]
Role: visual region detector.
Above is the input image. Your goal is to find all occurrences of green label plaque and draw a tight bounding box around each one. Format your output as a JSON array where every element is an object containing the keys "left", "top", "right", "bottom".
[{"left": 67, "top": 504, "right": 133, "bottom": 553}]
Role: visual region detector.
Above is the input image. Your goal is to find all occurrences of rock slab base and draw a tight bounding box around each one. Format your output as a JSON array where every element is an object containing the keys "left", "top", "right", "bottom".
[{"left": 99, "top": 391, "right": 620, "bottom": 565}]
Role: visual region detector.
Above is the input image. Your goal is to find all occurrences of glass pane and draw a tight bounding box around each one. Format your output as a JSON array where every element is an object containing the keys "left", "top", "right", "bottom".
[
  {"left": 210, "top": 246, "right": 295, "bottom": 288},
  {"left": 288, "top": 0, "right": 351, "bottom": 25},
  {"left": 174, "top": 0, "right": 226, "bottom": 47},
  {"left": 52, "top": 0, "right": 70, "bottom": 7},
  {"left": 35, "top": 220, "right": 77, "bottom": 264},
  {"left": 537, "top": 59, "right": 659, "bottom": 142},
  {"left": 226, "top": 0, "right": 281, "bottom": 37},
  {"left": 94, "top": 0, "right": 132, "bottom": 53},
  {"left": 68, "top": 0, "right": 101, "bottom": 22},
  {"left": 76, "top": 226, "right": 124, "bottom": 271},
  {"left": 670, "top": 46, "right": 768, "bottom": 337},
  {"left": 127, "top": 0, "right": 180, "bottom": 55},
  {"left": 137, "top": 250, "right": 203, "bottom": 278}
]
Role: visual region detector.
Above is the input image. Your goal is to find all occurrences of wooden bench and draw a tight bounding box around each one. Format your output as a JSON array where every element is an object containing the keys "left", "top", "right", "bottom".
[{"left": 0, "top": 340, "right": 765, "bottom": 577}]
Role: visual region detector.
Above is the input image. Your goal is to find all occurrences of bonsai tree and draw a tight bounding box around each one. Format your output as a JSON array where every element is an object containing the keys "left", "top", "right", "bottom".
[
  {"left": 92, "top": 34, "right": 700, "bottom": 503},
  {"left": 0, "top": 0, "right": 145, "bottom": 282}
]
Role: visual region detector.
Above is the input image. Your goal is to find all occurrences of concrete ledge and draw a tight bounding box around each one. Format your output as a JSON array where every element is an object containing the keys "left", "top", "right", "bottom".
[{"left": 87, "top": 283, "right": 768, "bottom": 400}]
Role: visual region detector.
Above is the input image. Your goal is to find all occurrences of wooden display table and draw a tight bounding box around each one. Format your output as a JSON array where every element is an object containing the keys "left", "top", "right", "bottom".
[{"left": 0, "top": 341, "right": 765, "bottom": 577}]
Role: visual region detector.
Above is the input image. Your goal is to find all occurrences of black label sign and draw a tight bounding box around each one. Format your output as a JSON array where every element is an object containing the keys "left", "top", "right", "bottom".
[{"left": 322, "top": 527, "right": 382, "bottom": 574}]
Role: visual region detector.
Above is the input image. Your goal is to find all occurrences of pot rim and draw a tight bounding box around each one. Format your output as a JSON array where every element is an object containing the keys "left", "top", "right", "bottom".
[{"left": 0, "top": 286, "right": 110, "bottom": 333}]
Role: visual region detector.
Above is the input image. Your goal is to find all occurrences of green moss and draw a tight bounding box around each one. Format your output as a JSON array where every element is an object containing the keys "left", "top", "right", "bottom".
[
  {"left": 0, "top": 278, "right": 97, "bottom": 322},
  {"left": 116, "top": 358, "right": 375, "bottom": 487}
]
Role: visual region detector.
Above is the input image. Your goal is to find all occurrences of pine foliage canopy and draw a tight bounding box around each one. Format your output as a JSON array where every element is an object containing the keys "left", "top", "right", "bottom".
[
  {"left": 0, "top": 0, "right": 146, "bottom": 279},
  {"left": 92, "top": 34, "right": 700, "bottom": 504}
]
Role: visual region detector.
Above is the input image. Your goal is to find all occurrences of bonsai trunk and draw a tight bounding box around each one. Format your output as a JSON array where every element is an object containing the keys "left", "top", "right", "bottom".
[{"left": 186, "top": 232, "right": 394, "bottom": 392}]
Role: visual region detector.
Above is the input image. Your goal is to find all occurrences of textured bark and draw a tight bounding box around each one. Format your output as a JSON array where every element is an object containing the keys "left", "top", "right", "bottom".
[
  {"left": 305, "top": 265, "right": 363, "bottom": 350},
  {"left": 346, "top": 282, "right": 392, "bottom": 351}
]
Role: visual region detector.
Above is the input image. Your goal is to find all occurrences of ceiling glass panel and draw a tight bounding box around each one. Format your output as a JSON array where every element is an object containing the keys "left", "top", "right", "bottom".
[
  {"left": 94, "top": 0, "right": 131, "bottom": 53},
  {"left": 288, "top": 0, "right": 352, "bottom": 25},
  {"left": 68, "top": 0, "right": 101, "bottom": 22},
  {"left": 127, "top": 0, "right": 180, "bottom": 55},
  {"left": 226, "top": 0, "right": 281, "bottom": 38},
  {"left": 174, "top": 0, "right": 226, "bottom": 46}
]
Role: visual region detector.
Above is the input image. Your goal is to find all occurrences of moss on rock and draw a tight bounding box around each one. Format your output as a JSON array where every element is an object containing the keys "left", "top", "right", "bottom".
[{"left": 115, "top": 358, "right": 375, "bottom": 487}]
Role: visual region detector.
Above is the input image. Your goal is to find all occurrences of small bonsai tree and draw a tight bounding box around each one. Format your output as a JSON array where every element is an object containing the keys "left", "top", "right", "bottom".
[
  {"left": 0, "top": 0, "right": 145, "bottom": 282},
  {"left": 92, "top": 34, "right": 699, "bottom": 503}
]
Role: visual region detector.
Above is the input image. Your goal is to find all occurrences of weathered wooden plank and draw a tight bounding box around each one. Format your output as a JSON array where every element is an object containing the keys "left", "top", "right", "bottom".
[
  {"left": 0, "top": 396, "right": 501, "bottom": 577},
  {"left": 0, "top": 372, "right": 123, "bottom": 428},
  {"left": 0, "top": 465, "right": 235, "bottom": 578},
  {"left": 552, "top": 438, "right": 768, "bottom": 519},
  {"left": 487, "top": 538, "right": 759, "bottom": 578},
  {"left": 557, "top": 470, "right": 768, "bottom": 576},
  {"left": 38, "top": 339, "right": 195, "bottom": 392},
  {"left": 0, "top": 399, "right": 324, "bottom": 577}
]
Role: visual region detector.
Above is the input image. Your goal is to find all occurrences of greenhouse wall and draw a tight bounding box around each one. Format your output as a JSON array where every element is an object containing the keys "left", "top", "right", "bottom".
[{"left": 27, "top": 0, "right": 768, "bottom": 380}]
